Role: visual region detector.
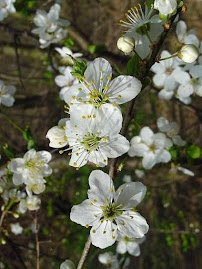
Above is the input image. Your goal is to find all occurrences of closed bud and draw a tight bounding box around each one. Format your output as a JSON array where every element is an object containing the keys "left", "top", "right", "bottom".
[
  {"left": 178, "top": 44, "right": 199, "bottom": 63},
  {"left": 117, "top": 36, "right": 135, "bottom": 54}
]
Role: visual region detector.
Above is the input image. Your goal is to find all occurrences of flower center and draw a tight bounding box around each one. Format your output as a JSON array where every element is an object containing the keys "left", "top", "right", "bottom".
[
  {"left": 102, "top": 202, "right": 122, "bottom": 221},
  {"left": 88, "top": 89, "right": 109, "bottom": 107},
  {"left": 81, "top": 133, "right": 101, "bottom": 151},
  {"left": 149, "top": 144, "right": 157, "bottom": 152}
]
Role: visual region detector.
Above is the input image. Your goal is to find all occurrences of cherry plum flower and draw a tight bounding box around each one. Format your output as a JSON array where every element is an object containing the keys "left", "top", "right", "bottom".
[
  {"left": 157, "top": 117, "right": 186, "bottom": 146},
  {"left": 128, "top": 127, "right": 172, "bottom": 169},
  {"left": 46, "top": 118, "right": 68, "bottom": 148},
  {"left": 120, "top": 4, "right": 163, "bottom": 59},
  {"left": 0, "top": 0, "right": 16, "bottom": 21},
  {"left": 55, "top": 46, "right": 83, "bottom": 65},
  {"left": 70, "top": 170, "right": 149, "bottom": 249},
  {"left": 116, "top": 234, "right": 145, "bottom": 256},
  {"left": 8, "top": 149, "right": 52, "bottom": 186},
  {"left": 64, "top": 113, "right": 129, "bottom": 168},
  {"left": 64, "top": 57, "right": 142, "bottom": 127}
]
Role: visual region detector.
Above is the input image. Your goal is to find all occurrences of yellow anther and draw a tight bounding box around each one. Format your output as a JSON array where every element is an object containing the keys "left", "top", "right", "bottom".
[
  {"left": 78, "top": 97, "right": 83, "bottom": 101},
  {"left": 93, "top": 199, "right": 97, "bottom": 203},
  {"left": 112, "top": 102, "right": 117, "bottom": 107},
  {"left": 118, "top": 95, "right": 122, "bottom": 98},
  {"left": 103, "top": 231, "right": 106, "bottom": 234},
  {"left": 70, "top": 102, "right": 73, "bottom": 106},
  {"left": 78, "top": 88, "right": 82, "bottom": 91},
  {"left": 107, "top": 75, "right": 112, "bottom": 80},
  {"left": 82, "top": 116, "right": 86, "bottom": 119},
  {"left": 92, "top": 114, "right": 96, "bottom": 118},
  {"left": 102, "top": 137, "right": 107, "bottom": 142},
  {"left": 72, "top": 95, "right": 76, "bottom": 99},
  {"left": 105, "top": 198, "right": 109, "bottom": 203},
  {"left": 59, "top": 142, "right": 62, "bottom": 145},
  {"left": 64, "top": 136, "right": 68, "bottom": 141},
  {"left": 104, "top": 86, "right": 109, "bottom": 90},
  {"left": 73, "top": 162, "right": 77, "bottom": 166},
  {"left": 110, "top": 188, "right": 114, "bottom": 193},
  {"left": 59, "top": 150, "right": 64, "bottom": 154},
  {"left": 85, "top": 224, "right": 89, "bottom": 228},
  {"left": 130, "top": 216, "right": 134, "bottom": 219},
  {"left": 76, "top": 153, "right": 79, "bottom": 156},
  {"left": 92, "top": 229, "right": 96, "bottom": 233}
]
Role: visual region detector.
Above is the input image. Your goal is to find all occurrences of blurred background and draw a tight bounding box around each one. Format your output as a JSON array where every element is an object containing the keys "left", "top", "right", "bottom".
[{"left": 0, "top": 0, "right": 201, "bottom": 268}]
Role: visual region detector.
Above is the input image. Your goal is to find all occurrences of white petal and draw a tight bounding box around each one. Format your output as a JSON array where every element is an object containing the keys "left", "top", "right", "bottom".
[
  {"left": 128, "top": 142, "right": 148, "bottom": 157},
  {"left": 114, "top": 182, "right": 147, "bottom": 209},
  {"left": 140, "top": 127, "right": 154, "bottom": 143},
  {"left": 177, "top": 84, "right": 194, "bottom": 98},
  {"left": 176, "top": 21, "right": 187, "bottom": 43},
  {"left": 116, "top": 240, "right": 127, "bottom": 254},
  {"left": 153, "top": 73, "right": 167, "bottom": 88},
  {"left": 142, "top": 152, "right": 156, "bottom": 169},
  {"left": 8, "top": 158, "right": 25, "bottom": 174},
  {"left": 108, "top": 76, "right": 141, "bottom": 104},
  {"left": 90, "top": 220, "right": 117, "bottom": 249},
  {"left": 127, "top": 241, "right": 140, "bottom": 256},
  {"left": 172, "top": 135, "right": 186, "bottom": 146},
  {"left": 70, "top": 199, "right": 101, "bottom": 227},
  {"left": 37, "top": 151, "right": 52, "bottom": 163},
  {"left": 101, "top": 135, "right": 130, "bottom": 158},
  {"left": 84, "top": 58, "right": 112, "bottom": 90},
  {"left": 60, "top": 260, "right": 75, "bottom": 269},
  {"left": 158, "top": 89, "right": 173, "bottom": 100},
  {"left": 88, "top": 170, "right": 114, "bottom": 205},
  {"left": 157, "top": 117, "right": 170, "bottom": 132},
  {"left": 156, "top": 149, "right": 171, "bottom": 163},
  {"left": 117, "top": 211, "right": 149, "bottom": 238}
]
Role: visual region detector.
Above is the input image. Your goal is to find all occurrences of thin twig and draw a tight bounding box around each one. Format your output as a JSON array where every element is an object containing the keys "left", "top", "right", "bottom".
[
  {"left": 13, "top": 34, "right": 26, "bottom": 91},
  {"left": 77, "top": 236, "right": 92, "bottom": 269},
  {"left": 34, "top": 213, "right": 40, "bottom": 269},
  {"left": 0, "top": 210, "right": 6, "bottom": 228}
]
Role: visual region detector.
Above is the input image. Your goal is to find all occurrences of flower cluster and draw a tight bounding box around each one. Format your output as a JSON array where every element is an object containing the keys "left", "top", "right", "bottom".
[
  {"left": 151, "top": 20, "right": 202, "bottom": 104},
  {"left": 32, "top": 4, "right": 70, "bottom": 48},
  {"left": 7, "top": 149, "right": 52, "bottom": 213},
  {"left": 70, "top": 170, "right": 149, "bottom": 248},
  {"left": 47, "top": 57, "right": 142, "bottom": 168},
  {"left": 0, "top": 80, "right": 16, "bottom": 107},
  {"left": 128, "top": 117, "right": 185, "bottom": 169},
  {"left": 55, "top": 47, "right": 82, "bottom": 100},
  {"left": 0, "top": 0, "right": 16, "bottom": 21},
  {"left": 118, "top": 4, "right": 163, "bottom": 58}
]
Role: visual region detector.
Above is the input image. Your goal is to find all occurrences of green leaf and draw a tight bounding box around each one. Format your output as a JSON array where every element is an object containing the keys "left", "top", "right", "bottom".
[
  {"left": 3, "top": 144, "right": 15, "bottom": 159},
  {"left": 71, "top": 60, "right": 87, "bottom": 80},
  {"left": 168, "top": 146, "right": 178, "bottom": 161},
  {"left": 87, "top": 44, "right": 106, "bottom": 54},
  {"left": 22, "top": 127, "right": 36, "bottom": 150},
  {"left": 187, "top": 145, "right": 201, "bottom": 159},
  {"left": 127, "top": 54, "right": 140, "bottom": 76},
  {"left": 63, "top": 38, "right": 75, "bottom": 49}
]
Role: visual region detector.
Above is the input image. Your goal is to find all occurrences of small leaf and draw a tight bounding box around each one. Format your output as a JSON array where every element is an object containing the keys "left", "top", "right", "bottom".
[
  {"left": 87, "top": 44, "right": 106, "bottom": 54},
  {"left": 168, "top": 146, "right": 178, "bottom": 161},
  {"left": 127, "top": 54, "right": 140, "bottom": 76},
  {"left": 3, "top": 144, "right": 15, "bottom": 159},
  {"left": 22, "top": 127, "right": 36, "bottom": 150},
  {"left": 187, "top": 145, "right": 201, "bottom": 159},
  {"left": 63, "top": 38, "right": 75, "bottom": 49}
]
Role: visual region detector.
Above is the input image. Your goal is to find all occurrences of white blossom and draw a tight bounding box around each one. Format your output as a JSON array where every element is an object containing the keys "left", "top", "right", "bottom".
[
  {"left": 116, "top": 234, "right": 145, "bottom": 256},
  {"left": 157, "top": 117, "right": 186, "bottom": 146},
  {"left": 55, "top": 67, "right": 79, "bottom": 100},
  {"left": 60, "top": 260, "right": 75, "bottom": 269},
  {"left": 117, "top": 36, "right": 135, "bottom": 54},
  {"left": 135, "top": 169, "right": 145, "bottom": 179},
  {"left": 8, "top": 149, "right": 52, "bottom": 186},
  {"left": 154, "top": 0, "right": 177, "bottom": 16},
  {"left": 64, "top": 57, "right": 141, "bottom": 127},
  {"left": 46, "top": 118, "right": 68, "bottom": 148},
  {"left": 98, "top": 252, "right": 119, "bottom": 269},
  {"left": 120, "top": 4, "right": 163, "bottom": 59},
  {"left": 0, "top": 80, "right": 16, "bottom": 107},
  {"left": 55, "top": 47, "right": 82, "bottom": 65},
  {"left": 10, "top": 223, "right": 23, "bottom": 235},
  {"left": 128, "top": 127, "right": 172, "bottom": 169},
  {"left": 32, "top": 4, "right": 70, "bottom": 48},
  {"left": 70, "top": 170, "right": 149, "bottom": 249},
  {"left": 18, "top": 196, "right": 41, "bottom": 213},
  {"left": 0, "top": 0, "right": 16, "bottom": 21},
  {"left": 176, "top": 21, "right": 200, "bottom": 48},
  {"left": 64, "top": 114, "right": 129, "bottom": 168},
  {"left": 178, "top": 44, "right": 199, "bottom": 64}
]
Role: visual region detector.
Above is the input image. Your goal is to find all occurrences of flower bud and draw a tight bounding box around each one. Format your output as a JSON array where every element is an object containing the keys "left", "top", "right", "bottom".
[
  {"left": 178, "top": 44, "right": 199, "bottom": 63},
  {"left": 117, "top": 36, "right": 135, "bottom": 54}
]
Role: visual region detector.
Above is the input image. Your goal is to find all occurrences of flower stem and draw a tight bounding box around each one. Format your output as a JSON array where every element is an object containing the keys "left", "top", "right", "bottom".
[
  {"left": 77, "top": 236, "right": 91, "bottom": 269},
  {"left": 159, "top": 53, "right": 178, "bottom": 61},
  {"left": 0, "top": 111, "right": 24, "bottom": 134}
]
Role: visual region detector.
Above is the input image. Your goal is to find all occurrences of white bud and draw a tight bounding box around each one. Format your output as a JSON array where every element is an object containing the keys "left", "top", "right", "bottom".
[
  {"left": 60, "top": 260, "right": 75, "bottom": 269},
  {"left": 178, "top": 44, "right": 199, "bottom": 63},
  {"left": 117, "top": 36, "right": 135, "bottom": 54}
]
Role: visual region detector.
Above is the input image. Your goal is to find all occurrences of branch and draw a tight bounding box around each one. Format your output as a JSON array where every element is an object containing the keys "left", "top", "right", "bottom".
[
  {"left": 76, "top": 236, "right": 91, "bottom": 269},
  {"left": 108, "top": 8, "right": 182, "bottom": 179}
]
